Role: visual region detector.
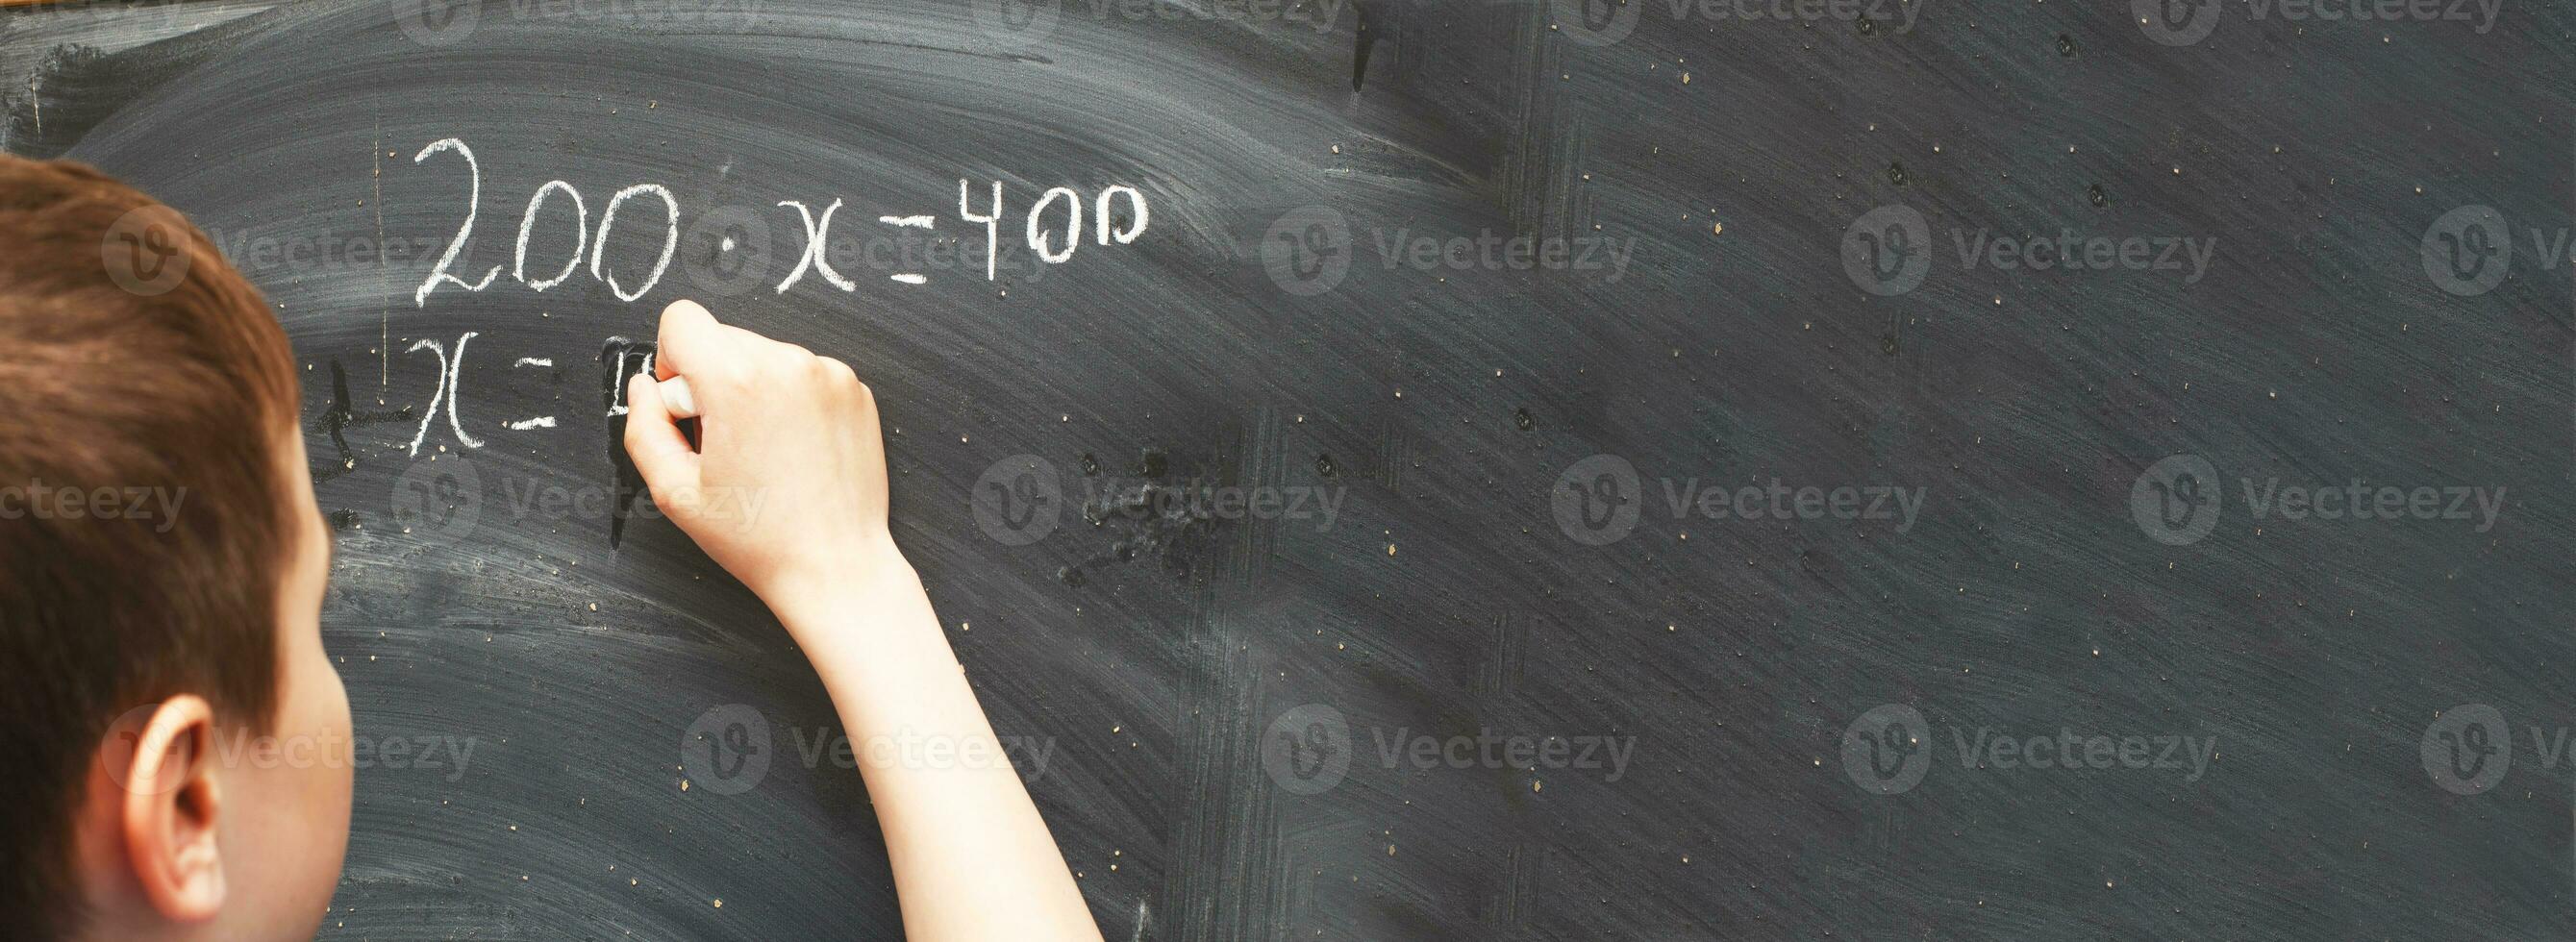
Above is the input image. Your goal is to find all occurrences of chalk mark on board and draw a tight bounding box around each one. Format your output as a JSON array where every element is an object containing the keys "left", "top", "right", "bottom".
[
  {"left": 879, "top": 214, "right": 935, "bottom": 228},
  {"left": 405, "top": 332, "right": 484, "bottom": 456},
  {"left": 505, "top": 356, "right": 559, "bottom": 431},
  {"left": 311, "top": 359, "right": 414, "bottom": 484},
  {"left": 602, "top": 337, "right": 657, "bottom": 548},
  {"left": 778, "top": 198, "right": 857, "bottom": 293}
]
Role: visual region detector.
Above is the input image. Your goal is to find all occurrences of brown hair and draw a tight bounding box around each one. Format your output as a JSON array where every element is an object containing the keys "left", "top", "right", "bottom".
[{"left": 0, "top": 156, "right": 303, "bottom": 940}]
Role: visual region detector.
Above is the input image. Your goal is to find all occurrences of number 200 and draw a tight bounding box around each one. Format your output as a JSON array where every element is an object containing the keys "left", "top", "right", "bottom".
[{"left": 412, "top": 137, "right": 678, "bottom": 307}]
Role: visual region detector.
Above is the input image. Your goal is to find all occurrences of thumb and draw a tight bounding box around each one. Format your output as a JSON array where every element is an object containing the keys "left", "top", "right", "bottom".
[{"left": 623, "top": 372, "right": 702, "bottom": 514}]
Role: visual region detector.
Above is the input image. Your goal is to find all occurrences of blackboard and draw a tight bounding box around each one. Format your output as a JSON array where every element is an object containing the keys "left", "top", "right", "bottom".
[{"left": 7, "top": 0, "right": 2574, "bottom": 938}]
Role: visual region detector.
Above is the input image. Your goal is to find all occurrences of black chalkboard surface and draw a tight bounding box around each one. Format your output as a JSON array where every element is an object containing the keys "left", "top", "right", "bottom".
[{"left": 7, "top": 0, "right": 2574, "bottom": 938}]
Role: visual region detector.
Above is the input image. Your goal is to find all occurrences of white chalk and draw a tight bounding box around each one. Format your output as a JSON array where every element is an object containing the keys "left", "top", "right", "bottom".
[{"left": 657, "top": 375, "right": 699, "bottom": 419}]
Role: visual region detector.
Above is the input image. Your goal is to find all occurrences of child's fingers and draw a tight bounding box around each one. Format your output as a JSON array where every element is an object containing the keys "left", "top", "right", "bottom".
[
  {"left": 653, "top": 298, "right": 732, "bottom": 383},
  {"left": 623, "top": 372, "right": 702, "bottom": 508}
]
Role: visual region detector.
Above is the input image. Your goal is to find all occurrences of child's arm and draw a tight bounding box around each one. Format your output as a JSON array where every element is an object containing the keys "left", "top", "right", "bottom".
[{"left": 622, "top": 299, "right": 1104, "bottom": 942}]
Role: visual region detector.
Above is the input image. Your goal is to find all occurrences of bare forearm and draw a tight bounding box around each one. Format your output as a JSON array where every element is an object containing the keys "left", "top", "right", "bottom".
[
  {"left": 772, "top": 563, "right": 1102, "bottom": 942},
  {"left": 621, "top": 302, "right": 1098, "bottom": 939}
]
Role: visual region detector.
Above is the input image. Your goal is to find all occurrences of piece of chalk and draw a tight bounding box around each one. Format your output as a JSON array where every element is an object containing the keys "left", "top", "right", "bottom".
[{"left": 657, "top": 375, "right": 699, "bottom": 419}]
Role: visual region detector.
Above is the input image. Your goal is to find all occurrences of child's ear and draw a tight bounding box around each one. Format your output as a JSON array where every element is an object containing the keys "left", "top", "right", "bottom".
[{"left": 113, "top": 695, "right": 227, "bottom": 922}]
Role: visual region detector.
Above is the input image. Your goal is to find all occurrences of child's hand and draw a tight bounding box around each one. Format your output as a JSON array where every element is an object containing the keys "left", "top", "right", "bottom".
[
  {"left": 623, "top": 299, "right": 1101, "bottom": 941},
  {"left": 622, "top": 299, "right": 909, "bottom": 611}
]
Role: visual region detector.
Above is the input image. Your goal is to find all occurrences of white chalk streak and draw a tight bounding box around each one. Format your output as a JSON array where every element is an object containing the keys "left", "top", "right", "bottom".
[
  {"left": 412, "top": 138, "right": 501, "bottom": 307},
  {"left": 777, "top": 199, "right": 858, "bottom": 293},
  {"left": 404, "top": 332, "right": 484, "bottom": 456},
  {"left": 513, "top": 180, "right": 588, "bottom": 291},
  {"left": 592, "top": 184, "right": 680, "bottom": 303}
]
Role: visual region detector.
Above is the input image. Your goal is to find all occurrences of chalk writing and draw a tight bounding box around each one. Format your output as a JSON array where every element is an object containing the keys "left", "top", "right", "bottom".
[{"left": 407, "top": 137, "right": 1152, "bottom": 305}]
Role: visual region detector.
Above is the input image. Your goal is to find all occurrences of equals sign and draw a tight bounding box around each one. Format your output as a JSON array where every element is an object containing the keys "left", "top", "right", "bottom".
[{"left": 881, "top": 214, "right": 933, "bottom": 285}]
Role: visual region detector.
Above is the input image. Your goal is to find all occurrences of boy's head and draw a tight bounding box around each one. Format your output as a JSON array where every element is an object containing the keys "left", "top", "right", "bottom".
[{"left": 0, "top": 156, "right": 348, "bottom": 940}]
